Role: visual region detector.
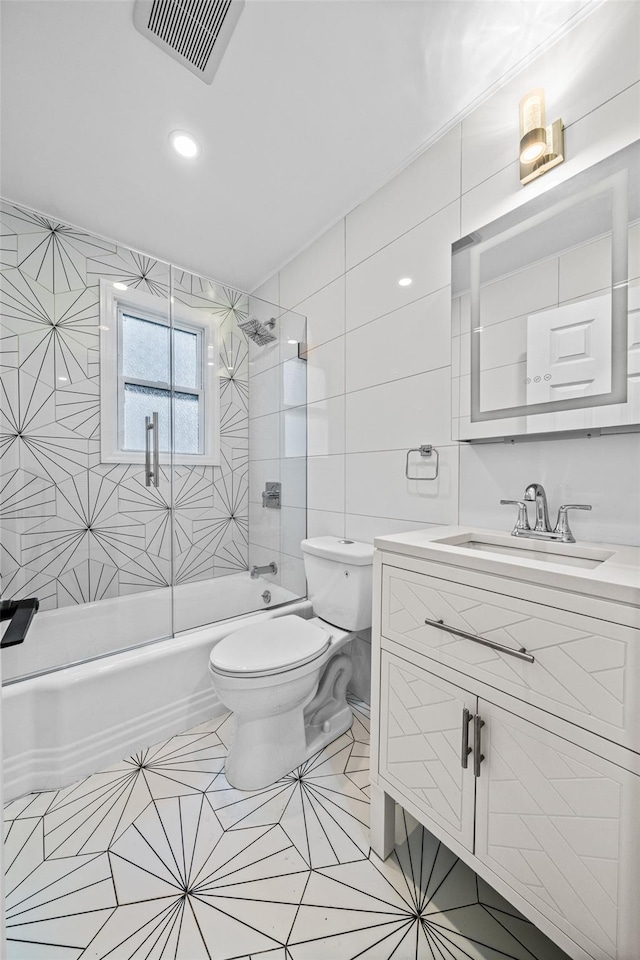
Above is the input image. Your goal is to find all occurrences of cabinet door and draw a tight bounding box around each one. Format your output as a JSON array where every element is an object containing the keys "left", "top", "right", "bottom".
[
  {"left": 379, "top": 651, "right": 476, "bottom": 852},
  {"left": 475, "top": 700, "right": 640, "bottom": 960}
]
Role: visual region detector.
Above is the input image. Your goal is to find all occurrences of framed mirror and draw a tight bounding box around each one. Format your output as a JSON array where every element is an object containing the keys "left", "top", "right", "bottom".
[{"left": 452, "top": 139, "right": 639, "bottom": 440}]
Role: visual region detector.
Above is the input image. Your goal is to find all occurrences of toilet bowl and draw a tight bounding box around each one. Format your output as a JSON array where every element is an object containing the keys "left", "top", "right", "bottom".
[{"left": 208, "top": 537, "right": 373, "bottom": 790}]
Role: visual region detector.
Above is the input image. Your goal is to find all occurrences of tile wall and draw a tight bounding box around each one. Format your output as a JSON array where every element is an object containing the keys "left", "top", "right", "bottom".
[
  {"left": 0, "top": 203, "right": 251, "bottom": 611},
  {"left": 252, "top": 0, "right": 640, "bottom": 560}
]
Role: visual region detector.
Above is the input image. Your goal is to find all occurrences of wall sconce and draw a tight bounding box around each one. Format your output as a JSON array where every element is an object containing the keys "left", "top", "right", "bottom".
[{"left": 519, "top": 88, "right": 564, "bottom": 185}]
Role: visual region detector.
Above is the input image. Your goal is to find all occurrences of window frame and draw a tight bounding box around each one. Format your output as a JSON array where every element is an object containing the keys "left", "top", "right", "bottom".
[{"left": 99, "top": 280, "right": 221, "bottom": 466}]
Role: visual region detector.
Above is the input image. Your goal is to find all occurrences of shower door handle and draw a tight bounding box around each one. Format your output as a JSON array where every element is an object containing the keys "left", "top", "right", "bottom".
[
  {"left": 145, "top": 412, "right": 160, "bottom": 487},
  {"left": 152, "top": 411, "right": 159, "bottom": 487}
]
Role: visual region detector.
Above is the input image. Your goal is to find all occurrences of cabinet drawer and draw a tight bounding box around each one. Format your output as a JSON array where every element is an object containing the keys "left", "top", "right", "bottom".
[
  {"left": 475, "top": 701, "right": 640, "bottom": 960},
  {"left": 382, "top": 565, "right": 639, "bottom": 750},
  {"left": 379, "top": 651, "right": 476, "bottom": 853}
]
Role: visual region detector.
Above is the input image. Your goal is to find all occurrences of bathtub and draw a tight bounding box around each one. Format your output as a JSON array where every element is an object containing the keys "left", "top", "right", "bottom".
[
  {"left": 2, "top": 575, "right": 311, "bottom": 801},
  {"left": 2, "top": 572, "right": 299, "bottom": 683}
]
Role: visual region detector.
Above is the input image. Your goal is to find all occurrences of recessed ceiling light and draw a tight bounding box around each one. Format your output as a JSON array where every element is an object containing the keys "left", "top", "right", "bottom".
[
  {"left": 398, "top": 277, "right": 413, "bottom": 287},
  {"left": 57, "top": 376, "right": 68, "bottom": 382},
  {"left": 113, "top": 282, "right": 128, "bottom": 291},
  {"left": 287, "top": 339, "right": 298, "bottom": 345},
  {"left": 169, "top": 130, "right": 200, "bottom": 159}
]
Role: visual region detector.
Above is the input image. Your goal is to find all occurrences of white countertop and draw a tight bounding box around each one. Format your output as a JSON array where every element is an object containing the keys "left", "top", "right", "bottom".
[{"left": 374, "top": 526, "right": 640, "bottom": 609}]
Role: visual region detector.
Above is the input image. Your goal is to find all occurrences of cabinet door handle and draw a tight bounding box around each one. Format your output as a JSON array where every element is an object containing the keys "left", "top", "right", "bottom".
[
  {"left": 424, "top": 617, "right": 534, "bottom": 663},
  {"left": 461, "top": 707, "right": 472, "bottom": 768},
  {"left": 474, "top": 714, "right": 485, "bottom": 778}
]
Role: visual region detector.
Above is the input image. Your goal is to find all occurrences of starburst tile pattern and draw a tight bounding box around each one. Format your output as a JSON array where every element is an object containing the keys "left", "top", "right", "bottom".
[
  {"left": 0, "top": 200, "right": 252, "bottom": 622},
  {"left": 4, "top": 699, "right": 570, "bottom": 960}
]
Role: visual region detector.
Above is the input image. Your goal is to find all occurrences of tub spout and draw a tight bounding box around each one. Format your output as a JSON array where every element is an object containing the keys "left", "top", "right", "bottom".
[{"left": 250, "top": 562, "right": 277, "bottom": 579}]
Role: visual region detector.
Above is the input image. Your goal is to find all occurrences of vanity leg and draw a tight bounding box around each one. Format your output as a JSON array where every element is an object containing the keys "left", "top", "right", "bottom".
[{"left": 370, "top": 782, "right": 395, "bottom": 860}]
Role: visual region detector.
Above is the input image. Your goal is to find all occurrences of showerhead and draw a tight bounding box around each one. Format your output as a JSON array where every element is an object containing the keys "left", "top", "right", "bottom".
[{"left": 238, "top": 315, "right": 277, "bottom": 346}]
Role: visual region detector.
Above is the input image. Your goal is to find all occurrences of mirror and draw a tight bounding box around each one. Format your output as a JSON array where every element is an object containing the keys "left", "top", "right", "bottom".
[{"left": 452, "top": 139, "right": 639, "bottom": 440}]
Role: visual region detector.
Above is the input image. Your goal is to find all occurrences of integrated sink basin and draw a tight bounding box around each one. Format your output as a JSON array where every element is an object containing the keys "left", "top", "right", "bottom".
[
  {"left": 374, "top": 525, "right": 639, "bottom": 608},
  {"left": 429, "top": 532, "right": 614, "bottom": 570}
]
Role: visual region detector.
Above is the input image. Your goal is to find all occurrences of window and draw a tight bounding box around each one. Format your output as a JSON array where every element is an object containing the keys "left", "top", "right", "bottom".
[{"left": 99, "top": 281, "right": 220, "bottom": 466}]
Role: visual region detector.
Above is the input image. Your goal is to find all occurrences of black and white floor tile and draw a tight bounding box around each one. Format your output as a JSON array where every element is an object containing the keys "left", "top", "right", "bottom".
[{"left": 3, "top": 700, "right": 570, "bottom": 959}]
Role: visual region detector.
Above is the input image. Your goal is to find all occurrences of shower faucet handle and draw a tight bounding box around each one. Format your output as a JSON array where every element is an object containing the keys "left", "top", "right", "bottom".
[{"left": 262, "top": 481, "right": 281, "bottom": 509}]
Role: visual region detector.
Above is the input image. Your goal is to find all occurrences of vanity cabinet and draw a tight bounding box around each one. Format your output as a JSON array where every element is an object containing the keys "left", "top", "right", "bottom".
[{"left": 371, "top": 541, "right": 640, "bottom": 960}]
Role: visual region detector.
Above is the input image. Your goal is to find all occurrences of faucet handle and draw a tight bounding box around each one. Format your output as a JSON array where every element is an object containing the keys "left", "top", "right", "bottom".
[
  {"left": 500, "top": 499, "right": 531, "bottom": 535},
  {"left": 553, "top": 504, "right": 592, "bottom": 543}
]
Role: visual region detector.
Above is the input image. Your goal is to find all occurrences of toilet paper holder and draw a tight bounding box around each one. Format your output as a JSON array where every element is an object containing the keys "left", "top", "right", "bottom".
[{"left": 405, "top": 444, "right": 439, "bottom": 481}]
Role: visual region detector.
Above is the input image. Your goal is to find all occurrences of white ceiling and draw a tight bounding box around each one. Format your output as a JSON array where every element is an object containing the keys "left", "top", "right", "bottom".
[{"left": 0, "top": 0, "right": 597, "bottom": 293}]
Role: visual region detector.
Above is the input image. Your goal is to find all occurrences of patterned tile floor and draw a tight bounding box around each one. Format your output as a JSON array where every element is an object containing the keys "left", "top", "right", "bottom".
[{"left": 4, "top": 698, "right": 571, "bottom": 959}]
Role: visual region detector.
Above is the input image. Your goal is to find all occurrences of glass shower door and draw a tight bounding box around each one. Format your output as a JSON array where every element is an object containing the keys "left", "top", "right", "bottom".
[{"left": 170, "top": 266, "right": 250, "bottom": 634}]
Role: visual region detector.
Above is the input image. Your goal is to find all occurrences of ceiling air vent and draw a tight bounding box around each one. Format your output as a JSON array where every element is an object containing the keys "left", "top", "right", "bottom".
[{"left": 133, "top": 0, "right": 245, "bottom": 84}]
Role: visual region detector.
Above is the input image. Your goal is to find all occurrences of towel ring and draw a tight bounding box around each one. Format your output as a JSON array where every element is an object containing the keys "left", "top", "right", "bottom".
[{"left": 405, "top": 444, "right": 439, "bottom": 481}]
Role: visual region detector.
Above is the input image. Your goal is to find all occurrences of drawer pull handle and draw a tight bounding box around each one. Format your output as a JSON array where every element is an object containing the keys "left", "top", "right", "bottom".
[
  {"left": 424, "top": 617, "right": 535, "bottom": 663},
  {"left": 461, "top": 707, "right": 472, "bottom": 769},
  {"left": 474, "top": 714, "right": 485, "bottom": 778}
]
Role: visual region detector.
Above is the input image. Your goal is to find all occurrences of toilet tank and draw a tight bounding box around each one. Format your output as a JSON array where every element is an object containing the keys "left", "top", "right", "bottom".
[{"left": 301, "top": 537, "right": 374, "bottom": 631}]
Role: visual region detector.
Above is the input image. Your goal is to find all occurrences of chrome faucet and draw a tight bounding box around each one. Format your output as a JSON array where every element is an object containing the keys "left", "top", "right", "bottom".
[
  {"left": 523, "top": 482, "right": 551, "bottom": 533},
  {"left": 500, "top": 483, "right": 592, "bottom": 543}
]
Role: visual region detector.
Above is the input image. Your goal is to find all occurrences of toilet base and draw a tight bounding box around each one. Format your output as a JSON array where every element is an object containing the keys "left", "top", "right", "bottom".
[
  {"left": 223, "top": 651, "right": 355, "bottom": 791},
  {"left": 304, "top": 702, "right": 353, "bottom": 761}
]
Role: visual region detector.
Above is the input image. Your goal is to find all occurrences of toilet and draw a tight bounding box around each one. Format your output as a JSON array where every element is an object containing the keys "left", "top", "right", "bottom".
[{"left": 209, "top": 537, "right": 373, "bottom": 790}]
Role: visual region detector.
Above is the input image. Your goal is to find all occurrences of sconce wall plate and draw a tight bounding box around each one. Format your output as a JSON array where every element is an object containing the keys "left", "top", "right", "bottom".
[{"left": 520, "top": 118, "right": 565, "bottom": 185}]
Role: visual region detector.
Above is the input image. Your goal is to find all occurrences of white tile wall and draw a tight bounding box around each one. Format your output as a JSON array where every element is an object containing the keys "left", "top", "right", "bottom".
[
  {"left": 345, "top": 447, "right": 459, "bottom": 526},
  {"left": 254, "top": 0, "right": 640, "bottom": 550},
  {"left": 346, "top": 126, "right": 461, "bottom": 270},
  {"left": 345, "top": 201, "right": 459, "bottom": 332},
  {"left": 307, "top": 337, "right": 345, "bottom": 403},
  {"left": 345, "top": 368, "right": 451, "bottom": 453},
  {"left": 307, "top": 396, "right": 345, "bottom": 457},
  {"left": 308, "top": 455, "right": 345, "bottom": 515},
  {"left": 279, "top": 220, "right": 345, "bottom": 309},
  {"left": 346, "top": 287, "right": 451, "bottom": 393},
  {"left": 307, "top": 508, "right": 345, "bottom": 539},
  {"left": 297, "top": 277, "right": 345, "bottom": 351}
]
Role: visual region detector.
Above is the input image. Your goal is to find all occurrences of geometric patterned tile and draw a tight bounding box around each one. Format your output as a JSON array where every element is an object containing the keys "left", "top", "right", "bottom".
[
  {"left": 42, "top": 727, "right": 227, "bottom": 859},
  {"left": 1, "top": 201, "right": 251, "bottom": 616},
  {"left": 91, "top": 806, "right": 308, "bottom": 959},
  {"left": 207, "top": 717, "right": 371, "bottom": 869},
  {"left": 5, "top": 851, "right": 116, "bottom": 957},
  {"left": 4, "top": 697, "right": 571, "bottom": 960}
]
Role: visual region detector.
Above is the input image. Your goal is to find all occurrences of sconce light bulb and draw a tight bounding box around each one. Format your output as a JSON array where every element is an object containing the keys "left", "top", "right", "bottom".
[{"left": 519, "top": 88, "right": 547, "bottom": 164}]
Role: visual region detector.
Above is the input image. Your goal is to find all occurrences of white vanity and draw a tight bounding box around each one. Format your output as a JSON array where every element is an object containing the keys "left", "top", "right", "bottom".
[{"left": 369, "top": 526, "right": 640, "bottom": 960}]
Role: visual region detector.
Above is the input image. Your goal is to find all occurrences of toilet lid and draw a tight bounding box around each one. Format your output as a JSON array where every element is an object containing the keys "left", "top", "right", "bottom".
[{"left": 209, "top": 615, "right": 331, "bottom": 676}]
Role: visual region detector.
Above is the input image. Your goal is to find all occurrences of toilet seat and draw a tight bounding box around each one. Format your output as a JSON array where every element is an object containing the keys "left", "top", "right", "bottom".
[{"left": 209, "top": 615, "right": 332, "bottom": 678}]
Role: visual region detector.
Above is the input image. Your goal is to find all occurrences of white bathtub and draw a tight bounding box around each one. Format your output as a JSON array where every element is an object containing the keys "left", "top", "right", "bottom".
[
  {"left": 2, "top": 572, "right": 299, "bottom": 683},
  {"left": 2, "top": 579, "right": 311, "bottom": 802}
]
